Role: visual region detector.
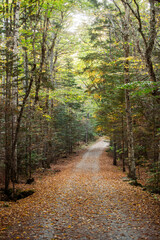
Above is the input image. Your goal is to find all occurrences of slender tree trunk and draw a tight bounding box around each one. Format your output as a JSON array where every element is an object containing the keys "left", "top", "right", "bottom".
[
  {"left": 85, "top": 113, "right": 89, "bottom": 143},
  {"left": 35, "top": 10, "right": 49, "bottom": 103},
  {"left": 11, "top": 0, "right": 20, "bottom": 190},
  {"left": 1, "top": 2, "right": 6, "bottom": 185},
  {"left": 123, "top": 3, "right": 136, "bottom": 180},
  {"left": 4, "top": 0, "right": 12, "bottom": 191},
  {"left": 113, "top": 140, "right": 117, "bottom": 166},
  {"left": 122, "top": 114, "right": 125, "bottom": 172},
  {"left": 145, "top": 0, "right": 157, "bottom": 84}
]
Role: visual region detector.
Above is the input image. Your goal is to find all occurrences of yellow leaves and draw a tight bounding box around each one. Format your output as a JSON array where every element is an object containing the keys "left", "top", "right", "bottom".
[
  {"left": 39, "top": 225, "right": 43, "bottom": 228},
  {"left": 93, "top": 94, "right": 102, "bottom": 101},
  {"left": 36, "top": 106, "right": 43, "bottom": 112},
  {"left": 42, "top": 113, "right": 52, "bottom": 121},
  {"left": 154, "top": 63, "right": 160, "bottom": 69},
  {"left": 108, "top": 114, "right": 118, "bottom": 122},
  {"left": 96, "top": 126, "right": 103, "bottom": 132},
  {"left": 93, "top": 78, "right": 101, "bottom": 83}
]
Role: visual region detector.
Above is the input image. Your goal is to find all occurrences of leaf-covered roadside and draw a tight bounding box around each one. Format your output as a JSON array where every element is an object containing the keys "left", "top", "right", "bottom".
[{"left": 0, "top": 140, "right": 160, "bottom": 239}]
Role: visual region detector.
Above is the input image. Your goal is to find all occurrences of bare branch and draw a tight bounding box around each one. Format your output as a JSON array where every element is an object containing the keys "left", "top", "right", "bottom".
[
  {"left": 113, "top": 0, "right": 123, "bottom": 18},
  {"left": 121, "top": 0, "right": 147, "bottom": 47}
]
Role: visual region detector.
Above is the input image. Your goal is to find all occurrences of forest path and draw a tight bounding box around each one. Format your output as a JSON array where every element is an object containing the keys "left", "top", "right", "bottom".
[{"left": 1, "top": 139, "right": 160, "bottom": 240}]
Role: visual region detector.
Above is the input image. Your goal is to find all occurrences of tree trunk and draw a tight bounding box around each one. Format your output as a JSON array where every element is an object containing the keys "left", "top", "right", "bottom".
[
  {"left": 11, "top": 0, "right": 20, "bottom": 190},
  {"left": 113, "top": 140, "right": 117, "bottom": 166},
  {"left": 123, "top": 3, "right": 136, "bottom": 180},
  {"left": 4, "top": 0, "right": 12, "bottom": 191},
  {"left": 85, "top": 113, "right": 89, "bottom": 144},
  {"left": 121, "top": 114, "right": 125, "bottom": 172}
]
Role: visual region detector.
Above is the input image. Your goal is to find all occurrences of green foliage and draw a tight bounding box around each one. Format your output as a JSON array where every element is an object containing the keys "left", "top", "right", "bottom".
[
  {"left": 147, "top": 163, "right": 160, "bottom": 194},
  {"left": 79, "top": 0, "right": 160, "bottom": 189},
  {"left": 0, "top": 0, "right": 97, "bottom": 187}
]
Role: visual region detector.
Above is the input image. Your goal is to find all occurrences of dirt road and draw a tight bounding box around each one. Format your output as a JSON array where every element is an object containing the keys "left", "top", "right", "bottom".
[{"left": 1, "top": 139, "right": 160, "bottom": 239}]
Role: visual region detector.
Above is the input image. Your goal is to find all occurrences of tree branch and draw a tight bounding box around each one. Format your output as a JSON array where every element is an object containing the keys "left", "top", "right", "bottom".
[{"left": 121, "top": 0, "right": 147, "bottom": 47}]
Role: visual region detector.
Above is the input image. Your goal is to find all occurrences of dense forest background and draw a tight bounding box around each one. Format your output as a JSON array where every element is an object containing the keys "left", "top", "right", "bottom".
[{"left": 0, "top": 0, "right": 160, "bottom": 195}]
